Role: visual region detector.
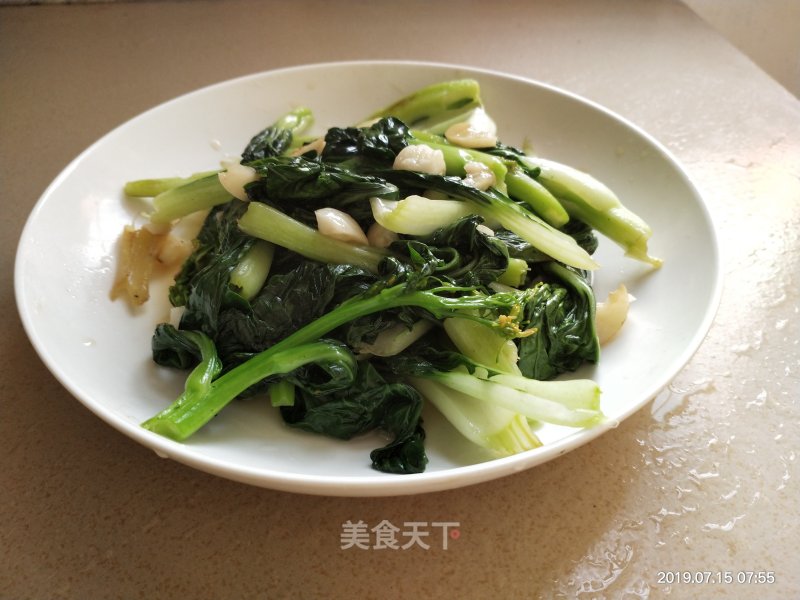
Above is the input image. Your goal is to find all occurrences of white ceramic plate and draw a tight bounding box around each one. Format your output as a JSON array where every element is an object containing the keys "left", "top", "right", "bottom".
[{"left": 15, "top": 61, "right": 721, "bottom": 496}]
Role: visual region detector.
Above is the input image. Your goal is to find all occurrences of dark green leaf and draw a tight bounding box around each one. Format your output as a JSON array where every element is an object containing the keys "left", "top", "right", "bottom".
[
  {"left": 370, "top": 423, "right": 427, "bottom": 474},
  {"left": 517, "top": 263, "right": 599, "bottom": 379},
  {"left": 170, "top": 200, "right": 255, "bottom": 337},
  {"left": 322, "top": 117, "right": 411, "bottom": 169},
  {"left": 215, "top": 262, "right": 377, "bottom": 363},
  {"left": 245, "top": 156, "right": 398, "bottom": 227},
  {"left": 281, "top": 361, "right": 428, "bottom": 474},
  {"left": 398, "top": 215, "right": 510, "bottom": 287},
  {"left": 152, "top": 323, "right": 203, "bottom": 369},
  {"left": 241, "top": 127, "right": 293, "bottom": 163}
]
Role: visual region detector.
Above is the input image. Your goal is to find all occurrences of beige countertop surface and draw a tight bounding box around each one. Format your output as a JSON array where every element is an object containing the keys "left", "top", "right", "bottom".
[{"left": 2, "top": 1, "right": 799, "bottom": 598}]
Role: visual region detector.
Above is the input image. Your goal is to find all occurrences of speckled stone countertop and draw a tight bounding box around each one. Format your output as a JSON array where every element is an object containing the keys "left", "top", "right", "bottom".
[{"left": 2, "top": 1, "right": 799, "bottom": 598}]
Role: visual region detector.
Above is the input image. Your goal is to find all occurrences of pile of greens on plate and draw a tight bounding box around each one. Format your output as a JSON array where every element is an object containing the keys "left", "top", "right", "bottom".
[{"left": 114, "top": 79, "right": 661, "bottom": 474}]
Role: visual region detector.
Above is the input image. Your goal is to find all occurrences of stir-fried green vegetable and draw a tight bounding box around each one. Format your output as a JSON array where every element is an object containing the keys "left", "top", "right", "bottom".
[{"left": 122, "top": 79, "right": 661, "bottom": 473}]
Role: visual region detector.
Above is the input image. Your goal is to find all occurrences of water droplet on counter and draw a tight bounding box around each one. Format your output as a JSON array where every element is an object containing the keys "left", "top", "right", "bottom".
[
  {"left": 777, "top": 454, "right": 793, "bottom": 491},
  {"left": 688, "top": 466, "right": 720, "bottom": 485},
  {"left": 81, "top": 338, "right": 96, "bottom": 347},
  {"left": 720, "top": 488, "right": 738, "bottom": 501},
  {"left": 745, "top": 389, "right": 768, "bottom": 408},
  {"left": 702, "top": 514, "right": 745, "bottom": 532},
  {"left": 650, "top": 378, "right": 715, "bottom": 422},
  {"left": 210, "top": 139, "right": 222, "bottom": 151},
  {"left": 765, "top": 292, "right": 788, "bottom": 308},
  {"left": 731, "top": 328, "right": 765, "bottom": 356}
]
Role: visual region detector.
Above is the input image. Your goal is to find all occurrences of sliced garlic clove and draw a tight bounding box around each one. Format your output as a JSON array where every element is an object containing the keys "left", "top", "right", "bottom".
[
  {"left": 367, "top": 221, "right": 399, "bottom": 248},
  {"left": 392, "top": 143, "right": 446, "bottom": 175},
  {"left": 595, "top": 284, "right": 635, "bottom": 344},
  {"left": 444, "top": 110, "right": 498, "bottom": 148},
  {"left": 463, "top": 160, "right": 496, "bottom": 191},
  {"left": 218, "top": 156, "right": 258, "bottom": 201},
  {"left": 315, "top": 207, "right": 369, "bottom": 245}
]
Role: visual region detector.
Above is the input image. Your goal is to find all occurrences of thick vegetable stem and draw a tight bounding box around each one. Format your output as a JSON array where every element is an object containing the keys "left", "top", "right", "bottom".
[
  {"left": 142, "top": 342, "right": 354, "bottom": 441},
  {"left": 524, "top": 156, "right": 662, "bottom": 267},
  {"left": 238, "top": 201, "right": 387, "bottom": 273},
  {"left": 366, "top": 79, "right": 483, "bottom": 130},
  {"left": 150, "top": 174, "right": 232, "bottom": 225}
]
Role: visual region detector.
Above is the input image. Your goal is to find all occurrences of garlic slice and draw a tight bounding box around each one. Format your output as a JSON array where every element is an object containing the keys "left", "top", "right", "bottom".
[
  {"left": 314, "top": 207, "right": 369, "bottom": 245},
  {"left": 367, "top": 222, "right": 399, "bottom": 248},
  {"left": 595, "top": 284, "right": 635, "bottom": 344},
  {"left": 463, "top": 161, "right": 496, "bottom": 191},
  {"left": 218, "top": 156, "right": 257, "bottom": 201},
  {"left": 392, "top": 144, "right": 446, "bottom": 175},
  {"left": 357, "top": 320, "right": 434, "bottom": 357},
  {"left": 444, "top": 108, "right": 498, "bottom": 148}
]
